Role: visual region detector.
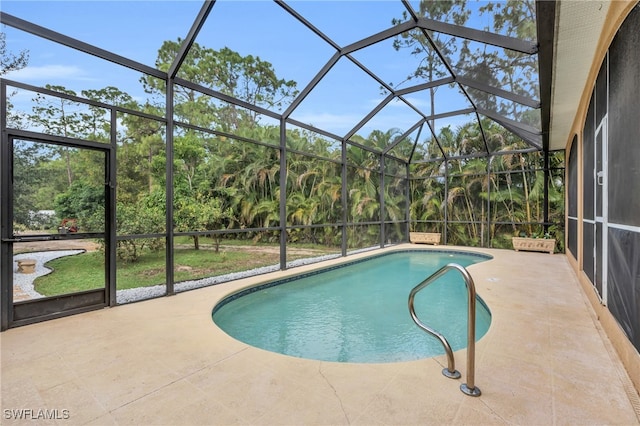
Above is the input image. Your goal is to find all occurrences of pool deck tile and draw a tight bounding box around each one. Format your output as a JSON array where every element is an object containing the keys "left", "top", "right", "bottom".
[{"left": 1, "top": 245, "right": 639, "bottom": 425}]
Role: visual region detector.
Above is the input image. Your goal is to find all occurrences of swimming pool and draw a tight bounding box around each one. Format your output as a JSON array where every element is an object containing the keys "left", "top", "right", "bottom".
[{"left": 212, "top": 249, "right": 492, "bottom": 363}]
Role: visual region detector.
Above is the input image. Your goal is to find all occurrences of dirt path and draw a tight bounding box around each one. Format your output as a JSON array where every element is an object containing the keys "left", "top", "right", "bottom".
[
  {"left": 14, "top": 239, "right": 100, "bottom": 253},
  {"left": 177, "top": 243, "right": 330, "bottom": 256},
  {"left": 11, "top": 230, "right": 101, "bottom": 253},
  {"left": 15, "top": 239, "right": 329, "bottom": 256}
]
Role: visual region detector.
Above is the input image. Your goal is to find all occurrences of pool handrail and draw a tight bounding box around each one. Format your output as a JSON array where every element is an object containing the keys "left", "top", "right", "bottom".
[{"left": 408, "top": 262, "right": 481, "bottom": 397}]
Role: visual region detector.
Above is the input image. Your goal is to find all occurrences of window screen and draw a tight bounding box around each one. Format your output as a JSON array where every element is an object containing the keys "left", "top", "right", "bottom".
[
  {"left": 583, "top": 102, "right": 595, "bottom": 221},
  {"left": 608, "top": 3, "right": 640, "bottom": 227}
]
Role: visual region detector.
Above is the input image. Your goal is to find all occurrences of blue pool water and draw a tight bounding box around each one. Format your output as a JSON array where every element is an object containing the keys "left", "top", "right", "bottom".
[{"left": 212, "top": 250, "right": 492, "bottom": 363}]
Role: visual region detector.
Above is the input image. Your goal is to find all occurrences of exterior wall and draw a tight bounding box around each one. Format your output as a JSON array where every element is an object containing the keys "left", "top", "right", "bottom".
[{"left": 565, "top": 0, "right": 640, "bottom": 395}]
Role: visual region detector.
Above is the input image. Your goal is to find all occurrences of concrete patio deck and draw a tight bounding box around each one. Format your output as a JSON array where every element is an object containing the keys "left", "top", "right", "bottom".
[{"left": 1, "top": 245, "right": 639, "bottom": 425}]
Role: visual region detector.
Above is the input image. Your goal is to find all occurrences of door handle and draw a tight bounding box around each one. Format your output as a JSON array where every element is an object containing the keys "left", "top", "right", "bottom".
[{"left": 596, "top": 171, "right": 604, "bottom": 186}]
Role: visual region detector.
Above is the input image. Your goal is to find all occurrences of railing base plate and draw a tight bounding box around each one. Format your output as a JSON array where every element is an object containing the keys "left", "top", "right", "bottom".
[
  {"left": 442, "top": 368, "right": 461, "bottom": 379},
  {"left": 461, "top": 383, "right": 481, "bottom": 397}
]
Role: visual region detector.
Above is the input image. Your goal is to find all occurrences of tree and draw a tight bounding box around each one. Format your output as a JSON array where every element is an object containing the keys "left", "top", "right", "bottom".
[
  {"left": 29, "top": 85, "right": 88, "bottom": 185},
  {"left": 0, "top": 32, "right": 28, "bottom": 76},
  {"left": 142, "top": 40, "right": 298, "bottom": 129},
  {"left": 119, "top": 104, "right": 166, "bottom": 195},
  {"left": 2, "top": 31, "right": 29, "bottom": 129},
  {"left": 115, "top": 194, "right": 165, "bottom": 262},
  {"left": 174, "top": 130, "right": 207, "bottom": 193},
  {"left": 173, "top": 193, "right": 232, "bottom": 251},
  {"left": 81, "top": 86, "right": 138, "bottom": 143},
  {"left": 459, "top": 1, "right": 539, "bottom": 123},
  {"left": 11, "top": 141, "right": 55, "bottom": 227},
  {"left": 54, "top": 181, "right": 104, "bottom": 232},
  {"left": 392, "top": 1, "right": 470, "bottom": 126}
]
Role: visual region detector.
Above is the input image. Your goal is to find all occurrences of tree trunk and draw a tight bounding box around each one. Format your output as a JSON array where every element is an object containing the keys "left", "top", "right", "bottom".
[{"left": 521, "top": 156, "right": 532, "bottom": 235}]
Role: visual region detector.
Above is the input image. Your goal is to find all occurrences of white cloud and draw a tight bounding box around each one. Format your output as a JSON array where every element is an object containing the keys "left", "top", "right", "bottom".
[
  {"left": 4, "top": 64, "right": 92, "bottom": 82},
  {"left": 293, "top": 112, "right": 363, "bottom": 135},
  {"left": 293, "top": 111, "right": 410, "bottom": 139},
  {"left": 398, "top": 96, "right": 429, "bottom": 108}
]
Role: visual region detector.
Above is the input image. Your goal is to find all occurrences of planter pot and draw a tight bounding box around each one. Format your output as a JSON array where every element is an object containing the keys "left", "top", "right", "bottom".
[
  {"left": 17, "top": 259, "right": 37, "bottom": 274},
  {"left": 409, "top": 232, "right": 441, "bottom": 245},
  {"left": 512, "top": 237, "right": 555, "bottom": 254}
]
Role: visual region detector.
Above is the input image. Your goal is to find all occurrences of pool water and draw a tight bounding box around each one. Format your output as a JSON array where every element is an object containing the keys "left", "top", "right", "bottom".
[{"left": 212, "top": 250, "right": 492, "bottom": 363}]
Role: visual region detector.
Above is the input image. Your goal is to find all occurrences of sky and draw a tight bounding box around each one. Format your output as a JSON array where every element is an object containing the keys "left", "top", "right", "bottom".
[{"left": 2, "top": 1, "right": 515, "bottom": 139}]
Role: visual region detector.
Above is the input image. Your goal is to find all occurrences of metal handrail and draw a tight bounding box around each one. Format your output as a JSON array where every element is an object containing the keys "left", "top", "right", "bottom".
[{"left": 408, "top": 262, "right": 481, "bottom": 397}]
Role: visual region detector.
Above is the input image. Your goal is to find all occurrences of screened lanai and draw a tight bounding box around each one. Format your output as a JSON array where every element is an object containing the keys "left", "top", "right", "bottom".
[
  {"left": 0, "top": 0, "right": 564, "bottom": 332},
  {"left": 3, "top": 0, "right": 640, "bottom": 419}
]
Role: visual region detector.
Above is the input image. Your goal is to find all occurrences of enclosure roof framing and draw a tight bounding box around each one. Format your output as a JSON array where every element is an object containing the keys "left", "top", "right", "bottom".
[
  {"left": 168, "top": 1, "right": 215, "bottom": 79},
  {"left": 416, "top": 17, "right": 539, "bottom": 54},
  {"left": 0, "top": 0, "right": 559, "bottom": 161}
]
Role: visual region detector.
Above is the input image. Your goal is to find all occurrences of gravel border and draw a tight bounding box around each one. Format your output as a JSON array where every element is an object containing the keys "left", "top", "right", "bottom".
[
  {"left": 117, "top": 252, "right": 345, "bottom": 303},
  {"left": 118, "top": 247, "right": 382, "bottom": 303},
  {"left": 13, "top": 250, "right": 85, "bottom": 299}
]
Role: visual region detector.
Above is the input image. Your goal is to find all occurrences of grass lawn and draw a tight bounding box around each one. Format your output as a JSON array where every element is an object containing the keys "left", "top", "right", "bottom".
[
  {"left": 33, "top": 241, "right": 337, "bottom": 296},
  {"left": 34, "top": 251, "right": 105, "bottom": 296}
]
